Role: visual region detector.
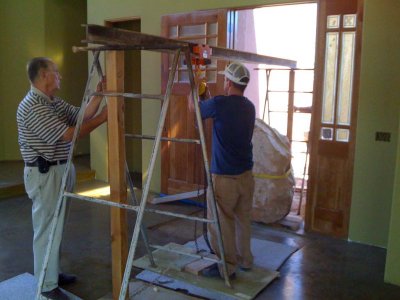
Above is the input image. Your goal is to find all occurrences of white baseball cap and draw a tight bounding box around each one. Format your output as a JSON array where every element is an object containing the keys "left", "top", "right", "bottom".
[{"left": 218, "top": 61, "right": 250, "bottom": 86}]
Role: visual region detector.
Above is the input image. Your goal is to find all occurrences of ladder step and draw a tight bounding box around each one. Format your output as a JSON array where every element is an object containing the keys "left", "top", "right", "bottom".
[
  {"left": 92, "top": 92, "right": 163, "bottom": 100},
  {"left": 65, "top": 192, "right": 212, "bottom": 223},
  {"left": 126, "top": 133, "right": 200, "bottom": 144},
  {"left": 64, "top": 192, "right": 139, "bottom": 211},
  {"left": 149, "top": 244, "right": 220, "bottom": 264},
  {"left": 144, "top": 208, "right": 212, "bottom": 223},
  {"left": 149, "top": 190, "right": 204, "bottom": 204}
]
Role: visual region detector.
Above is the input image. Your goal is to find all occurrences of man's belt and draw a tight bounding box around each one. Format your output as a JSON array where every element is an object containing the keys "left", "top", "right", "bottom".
[{"left": 26, "top": 159, "right": 68, "bottom": 167}]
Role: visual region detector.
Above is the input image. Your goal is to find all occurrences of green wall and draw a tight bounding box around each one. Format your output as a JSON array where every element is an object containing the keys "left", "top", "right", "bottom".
[
  {"left": 379, "top": 0, "right": 400, "bottom": 286},
  {"left": 387, "top": 105, "right": 400, "bottom": 285},
  {"left": 0, "top": 1, "right": 45, "bottom": 160},
  {"left": 349, "top": 0, "right": 400, "bottom": 247},
  {"left": 0, "top": 0, "right": 88, "bottom": 161}
]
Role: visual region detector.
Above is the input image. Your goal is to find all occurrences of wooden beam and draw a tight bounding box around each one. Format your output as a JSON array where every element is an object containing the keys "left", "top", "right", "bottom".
[
  {"left": 85, "top": 24, "right": 188, "bottom": 50},
  {"left": 210, "top": 47, "right": 296, "bottom": 67},
  {"left": 83, "top": 24, "right": 297, "bottom": 67},
  {"left": 106, "top": 50, "right": 128, "bottom": 300}
]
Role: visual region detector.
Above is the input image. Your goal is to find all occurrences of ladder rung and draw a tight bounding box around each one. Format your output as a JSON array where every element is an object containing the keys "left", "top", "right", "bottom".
[
  {"left": 144, "top": 208, "right": 213, "bottom": 223},
  {"left": 65, "top": 192, "right": 139, "bottom": 211},
  {"left": 66, "top": 192, "right": 212, "bottom": 223},
  {"left": 125, "top": 133, "right": 200, "bottom": 144},
  {"left": 267, "top": 90, "right": 313, "bottom": 94},
  {"left": 149, "top": 244, "right": 220, "bottom": 263},
  {"left": 254, "top": 67, "right": 314, "bottom": 71},
  {"left": 91, "top": 92, "right": 163, "bottom": 100}
]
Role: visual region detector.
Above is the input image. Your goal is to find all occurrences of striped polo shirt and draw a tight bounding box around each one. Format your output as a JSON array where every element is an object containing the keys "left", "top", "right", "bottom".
[{"left": 17, "top": 87, "right": 80, "bottom": 163}]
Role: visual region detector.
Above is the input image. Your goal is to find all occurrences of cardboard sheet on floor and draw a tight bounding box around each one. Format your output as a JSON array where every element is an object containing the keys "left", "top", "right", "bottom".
[
  {"left": 134, "top": 240, "right": 284, "bottom": 300},
  {"left": 129, "top": 280, "right": 202, "bottom": 299},
  {"left": 0, "top": 273, "right": 81, "bottom": 300},
  {"left": 186, "top": 236, "right": 298, "bottom": 271},
  {"left": 98, "top": 280, "right": 200, "bottom": 300}
]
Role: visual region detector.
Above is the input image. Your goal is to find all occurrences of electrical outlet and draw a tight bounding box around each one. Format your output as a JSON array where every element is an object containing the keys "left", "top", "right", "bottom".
[{"left": 375, "top": 132, "right": 391, "bottom": 142}]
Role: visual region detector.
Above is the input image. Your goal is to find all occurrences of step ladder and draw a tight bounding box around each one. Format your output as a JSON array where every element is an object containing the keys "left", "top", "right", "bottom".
[{"left": 35, "top": 48, "right": 231, "bottom": 300}]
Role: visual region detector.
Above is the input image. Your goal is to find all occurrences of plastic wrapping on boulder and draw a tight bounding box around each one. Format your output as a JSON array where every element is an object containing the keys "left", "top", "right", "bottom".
[{"left": 251, "top": 118, "right": 295, "bottom": 224}]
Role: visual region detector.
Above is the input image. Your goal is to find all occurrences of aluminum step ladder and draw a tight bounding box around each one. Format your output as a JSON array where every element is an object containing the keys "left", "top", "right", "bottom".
[{"left": 36, "top": 48, "right": 231, "bottom": 300}]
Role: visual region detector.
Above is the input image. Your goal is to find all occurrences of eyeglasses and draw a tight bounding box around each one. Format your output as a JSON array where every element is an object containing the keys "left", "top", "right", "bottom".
[{"left": 47, "top": 69, "right": 59, "bottom": 74}]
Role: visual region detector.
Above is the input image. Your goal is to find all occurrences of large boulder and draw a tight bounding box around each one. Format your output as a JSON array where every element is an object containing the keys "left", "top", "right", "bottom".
[{"left": 251, "top": 118, "right": 294, "bottom": 224}]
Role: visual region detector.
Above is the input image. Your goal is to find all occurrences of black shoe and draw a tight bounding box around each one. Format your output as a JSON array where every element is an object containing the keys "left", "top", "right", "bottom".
[
  {"left": 201, "top": 264, "right": 236, "bottom": 280},
  {"left": 41, "top": 287, "right": 70, "bottom": 300},
  {"left": 58, "top": 273, "right": 77, "bottom": 285}
]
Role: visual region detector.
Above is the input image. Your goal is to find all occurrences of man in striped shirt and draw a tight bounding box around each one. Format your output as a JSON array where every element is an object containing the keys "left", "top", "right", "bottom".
[{"left": 17, "top": 57, "right": 107, "bottom": 300}]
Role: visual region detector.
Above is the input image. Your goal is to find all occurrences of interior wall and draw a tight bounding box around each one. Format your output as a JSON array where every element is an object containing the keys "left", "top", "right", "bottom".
[
  {"left": 377, "top": 0, "right": 400, "bottom": 286},
  {"left": 44, "top": 0, "right": 89, "bottom": 156},
  {"left": 349, "top": 0, "right": 400, "bottom": 248},
  {"left": 0, "top": 0, "right": 88, "bottom": 161},
  {"left": 113, "top": 20, "right": 142, "bottom": 174},
  {"left": 0, "top": 1, "right": 45, "bottom": 160}
]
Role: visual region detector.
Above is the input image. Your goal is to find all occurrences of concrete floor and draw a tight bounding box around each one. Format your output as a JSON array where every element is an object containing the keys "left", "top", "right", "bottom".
[{"left": 1, "top": 162, "right": 400, "bottom": 299}]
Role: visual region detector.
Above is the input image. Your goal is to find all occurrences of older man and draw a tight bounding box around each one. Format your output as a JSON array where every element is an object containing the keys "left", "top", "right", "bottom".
[{"left": 17, "top": 57, "right": 107, "bottom": 299}]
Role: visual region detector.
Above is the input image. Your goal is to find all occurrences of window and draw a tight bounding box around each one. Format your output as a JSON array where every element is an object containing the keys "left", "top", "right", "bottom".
[
  {"left": 168, "top": 22, "right": 219, "bottom": 83},
  {"left": 320, "top": 14, "right": 356, "bottom": 142}
]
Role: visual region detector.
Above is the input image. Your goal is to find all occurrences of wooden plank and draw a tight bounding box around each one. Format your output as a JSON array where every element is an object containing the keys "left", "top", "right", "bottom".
[
  {"left": 84, "top": 24, "right": 297, "bottom": 67},
  {"left": 85, "top": 24, "right": 188, "bottom": 49},
  {"left": 183, "top": 253, "right": 218, "bottom": 275},
  {"left": 210, "top": 47, "right": 296, "bottom": 67},
  {"left": 106, "top": 50, "right": 128, "bottom": 300}
]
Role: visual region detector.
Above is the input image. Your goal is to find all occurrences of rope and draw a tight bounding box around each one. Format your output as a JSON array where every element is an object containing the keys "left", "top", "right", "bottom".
[{"left": 253, "top": 168, "right": 292, "bottom": 180}]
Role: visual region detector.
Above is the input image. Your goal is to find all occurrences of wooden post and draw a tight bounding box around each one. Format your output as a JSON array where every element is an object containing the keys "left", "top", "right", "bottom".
[
  {"left": 106, "top": 50, "right": 128, "bottom": 299},
  {"left": 287, "top": 69, "right": 295, "bottom": 143}
]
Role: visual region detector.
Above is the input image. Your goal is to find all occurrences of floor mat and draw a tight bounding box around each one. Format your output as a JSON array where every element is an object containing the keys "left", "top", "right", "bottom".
[{"left": 0, "top": 273, "right": 81, "bottom": 300}]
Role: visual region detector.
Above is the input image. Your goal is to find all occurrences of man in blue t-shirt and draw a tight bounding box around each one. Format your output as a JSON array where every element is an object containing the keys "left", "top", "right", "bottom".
[{"left": 189, "top": 61, "right": 255, "bottom": 279}]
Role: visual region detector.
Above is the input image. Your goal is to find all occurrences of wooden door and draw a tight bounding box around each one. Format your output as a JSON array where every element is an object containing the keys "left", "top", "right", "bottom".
[
  {"left": 161, "top": 10, "right": 227, "bottom": 195},
  {"left": 306, "top": 0, "right": 364, "bottom": 237}
]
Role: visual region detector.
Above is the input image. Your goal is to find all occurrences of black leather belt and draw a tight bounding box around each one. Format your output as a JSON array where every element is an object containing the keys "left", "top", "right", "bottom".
[{"left": 26, "top": 159, "right": 68, "bottom": 167}]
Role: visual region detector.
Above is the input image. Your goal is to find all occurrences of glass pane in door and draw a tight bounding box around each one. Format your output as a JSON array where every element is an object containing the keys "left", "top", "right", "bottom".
[
  {"left": 321, "top": 32, "right": 339, "bottom": 124},
  {"left": 336, "top": 32, "right": 355, "bottom": 126}
]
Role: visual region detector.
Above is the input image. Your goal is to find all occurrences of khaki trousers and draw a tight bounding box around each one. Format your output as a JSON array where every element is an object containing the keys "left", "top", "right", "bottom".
[
  {"left": 207, "top": 170, "right": 254, "bottom": 276},
  {"left": 24, "top": 164, "right": 75, "bottom": 292}
]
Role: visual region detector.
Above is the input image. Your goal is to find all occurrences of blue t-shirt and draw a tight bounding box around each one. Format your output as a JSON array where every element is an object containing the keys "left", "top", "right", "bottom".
[{"left": 200, "top": 95, "right": 255, "bottom": 175}]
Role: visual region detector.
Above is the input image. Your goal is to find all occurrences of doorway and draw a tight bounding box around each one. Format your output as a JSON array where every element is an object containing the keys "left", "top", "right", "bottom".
[{"left": 231, "top": 4, "right": 318, "bottom": 230}]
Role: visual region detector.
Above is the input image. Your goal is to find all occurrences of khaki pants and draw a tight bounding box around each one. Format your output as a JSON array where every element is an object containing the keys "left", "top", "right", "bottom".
[
  {"left": 24, "top": 164, "right": 75, "bottom": 292},
  {"left": 207, "top": 170, "right": 254, "bottom": 276}
]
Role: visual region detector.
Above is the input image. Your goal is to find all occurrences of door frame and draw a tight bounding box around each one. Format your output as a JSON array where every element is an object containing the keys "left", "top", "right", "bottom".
[{"left": 305, "top": 0, "right": 364, "bottom": 237}]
